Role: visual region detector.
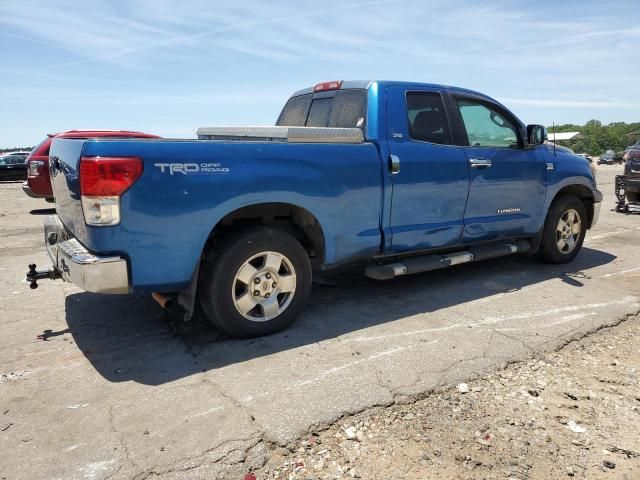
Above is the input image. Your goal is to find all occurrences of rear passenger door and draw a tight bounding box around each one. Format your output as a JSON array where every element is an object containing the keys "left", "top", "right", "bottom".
[
  {"left": 451, "top": 95, "right": 547, "bottom": 242},
  {"left": 385, "top": 87, "right": 470, "bottom": 252}
]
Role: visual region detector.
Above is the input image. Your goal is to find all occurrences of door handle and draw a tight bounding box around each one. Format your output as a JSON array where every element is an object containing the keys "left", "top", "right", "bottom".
[
  {"left": 389, "top": 154, "right": 400, "bottom": 174},
  {"left": 469, "top": 158, "right": 492, "bottom": 168}
]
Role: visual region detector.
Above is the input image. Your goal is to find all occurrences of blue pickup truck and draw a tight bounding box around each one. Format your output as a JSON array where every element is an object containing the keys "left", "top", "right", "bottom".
[{"left": 28, "top": 80, "right": 601, "bottom": 337}]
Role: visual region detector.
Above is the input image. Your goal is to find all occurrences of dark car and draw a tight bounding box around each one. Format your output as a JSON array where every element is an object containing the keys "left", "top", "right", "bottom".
[
  {"left": 0, "top": 152, "right": 29, "bottom": 181},
  {"left": 622, "top": 143, "right": 640, "bottom": 203},
  {"left": 597, "top": 150, "right": 616, "bottom": 165}
]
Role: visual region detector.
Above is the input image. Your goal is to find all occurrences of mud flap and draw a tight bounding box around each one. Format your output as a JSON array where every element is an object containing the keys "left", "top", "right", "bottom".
[{"left": 153, "top": 262, "right": 201, "bottom": 335}]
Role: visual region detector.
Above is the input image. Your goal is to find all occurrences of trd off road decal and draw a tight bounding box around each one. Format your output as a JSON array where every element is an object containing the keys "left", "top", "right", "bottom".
[{"left": 154, "top": 163, "right": 230, "bottom": 175}]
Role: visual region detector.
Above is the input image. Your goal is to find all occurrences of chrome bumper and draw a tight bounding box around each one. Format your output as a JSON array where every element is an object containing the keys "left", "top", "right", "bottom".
[
  {"left": 591, "top": 189, "right": 602, "bottom": 228},
  {"left": 44, "top": 215, "right": 130, "bottom": 294},
  {"left": 591, "top": 201, "right": 601, "bottom": 227}
]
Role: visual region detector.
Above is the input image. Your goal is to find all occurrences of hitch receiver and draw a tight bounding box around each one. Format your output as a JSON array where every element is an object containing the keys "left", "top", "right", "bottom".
[{"left": 26, "top": 263, "right": 62, "bottom": 290}]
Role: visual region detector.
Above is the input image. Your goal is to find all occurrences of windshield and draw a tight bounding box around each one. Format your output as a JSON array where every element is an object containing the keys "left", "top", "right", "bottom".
[
  {"left": 277, "top": 89, "right": 366, "bottom": 129},
  {"left": 0, "top": 156, "right": 24, "bottom": 165}
]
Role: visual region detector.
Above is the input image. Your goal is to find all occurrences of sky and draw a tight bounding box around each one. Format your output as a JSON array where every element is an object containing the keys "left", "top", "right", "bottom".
[{"left": 1, "top": 0, "right": 639, "bottom": 148}]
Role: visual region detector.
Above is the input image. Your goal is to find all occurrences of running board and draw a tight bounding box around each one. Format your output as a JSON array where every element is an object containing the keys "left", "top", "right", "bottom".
[{"left": 364, "top": 240, "right": 531, "bottom": 280}]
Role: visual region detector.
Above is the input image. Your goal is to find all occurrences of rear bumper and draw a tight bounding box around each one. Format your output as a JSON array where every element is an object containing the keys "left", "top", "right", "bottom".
[
  {"left": 22, "top": 181, "right": 52, "bottom": 200},
  {"left": 22, "top": 182, "right": 41, "bottom": 198},
  {"left": 26, "top": 174, "right": 54, "bottom": 197},
  {"left": 44, "top": 215, "right": 130, "bottom": 294}
]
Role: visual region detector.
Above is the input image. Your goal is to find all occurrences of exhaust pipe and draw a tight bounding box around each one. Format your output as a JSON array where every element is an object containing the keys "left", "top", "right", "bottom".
[{"left": 151, "top": 292, "right": 175, "bottom": 309}]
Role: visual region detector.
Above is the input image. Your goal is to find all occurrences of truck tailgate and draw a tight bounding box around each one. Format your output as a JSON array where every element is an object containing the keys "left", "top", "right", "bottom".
[{"left": 49, "top": 138, "right": 88, "bottom": 241}]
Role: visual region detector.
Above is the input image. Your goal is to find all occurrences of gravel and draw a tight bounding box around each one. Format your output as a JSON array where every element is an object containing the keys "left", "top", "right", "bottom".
[{"left": 254, "top": 315, "right": 640, "bottom": 479}]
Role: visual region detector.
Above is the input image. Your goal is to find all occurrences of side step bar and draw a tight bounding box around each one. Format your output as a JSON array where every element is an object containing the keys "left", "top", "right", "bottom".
[{"left": 364, "top": 240, "right": 531, "bottom": 280}]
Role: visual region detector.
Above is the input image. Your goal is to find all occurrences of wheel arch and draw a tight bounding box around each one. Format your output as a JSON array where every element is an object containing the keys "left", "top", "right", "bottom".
[
  {"left": 549, "top": 183, "right": 597, "bottom": 228},
  {"left": 205, "top": 202, "right": 326, "bottom": 268}
]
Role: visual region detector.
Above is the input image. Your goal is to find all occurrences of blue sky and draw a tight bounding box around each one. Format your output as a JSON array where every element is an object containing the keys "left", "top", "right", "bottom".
[{"left": 1, "top": 0, "right": 639, "bottom": 147}]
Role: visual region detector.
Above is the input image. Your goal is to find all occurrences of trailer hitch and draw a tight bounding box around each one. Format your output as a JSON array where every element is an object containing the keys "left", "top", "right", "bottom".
[{"left": 26, "top": 264, "right": 62, "bottom": 289}]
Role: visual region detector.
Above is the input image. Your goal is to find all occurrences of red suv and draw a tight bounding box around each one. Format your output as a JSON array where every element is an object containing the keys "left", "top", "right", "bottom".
[{"left": 23, "top": 130, "right": 160, "bottom": 201}]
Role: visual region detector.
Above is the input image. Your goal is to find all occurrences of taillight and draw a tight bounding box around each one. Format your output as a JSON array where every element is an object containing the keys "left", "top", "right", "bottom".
[
  {"left": 28, "top": 160, "right": 45, "bottom": 176},
  {"left": 79, "top": 156, "right": 142, "bottom": 226},
  {"left": 314, "top": 80, "right": 343, "bottom": 92}
]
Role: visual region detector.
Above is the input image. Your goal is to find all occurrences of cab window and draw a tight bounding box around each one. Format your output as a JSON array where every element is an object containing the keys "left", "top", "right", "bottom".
[
  {"left": 406, "top": 92, "right": 451, "bottom": 145},
  {"left": 456, "top": 99, "right": 519, "bottom": 148}
]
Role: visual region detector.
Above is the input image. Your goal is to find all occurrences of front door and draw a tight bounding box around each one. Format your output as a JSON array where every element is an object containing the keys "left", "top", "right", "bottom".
[
  {"left": 386, "top": 87, "right": 470, "bottom": 252},
  {"left": 452, "top": 96, "right": 547, "bottom": 242}
]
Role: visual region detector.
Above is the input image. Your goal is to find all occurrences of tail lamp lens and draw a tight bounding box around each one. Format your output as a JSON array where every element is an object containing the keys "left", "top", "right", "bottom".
[
  {"left": 79, "top": 156, "right": 142, "bottom": 226},
  {"left": 80, "top": 156, "right": 142, "bottom": 196},
  {"left": 81, "top": 196, "right": 121, "bottom": 225},
  {"left": 28, "top": 160, "right": 45, "bottom": 176}
]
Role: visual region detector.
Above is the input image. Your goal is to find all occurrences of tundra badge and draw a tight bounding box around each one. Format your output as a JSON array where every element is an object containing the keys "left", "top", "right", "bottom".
[{"left": 497, "top": 207, "right": 521, "bottom": 214}]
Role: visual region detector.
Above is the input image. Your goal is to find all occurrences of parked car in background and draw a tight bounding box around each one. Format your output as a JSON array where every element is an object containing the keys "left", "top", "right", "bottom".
[
  {"left": 622, "top": 143, "right": 640, "bottom": 202},
  {"left": 598, "top": 150, "right": 616, "bottom": 165},
  {"left": 624, "top": 142, "right": 640, "bottom": 156},
  {"left": 0, "top": 152, "right": 30, "bottom": 181},
  {"left": 1, "top": 151, "right": 30, "bottom": 161},
  {"left": 23, "top": 130, "right": 160, "bottom": 201}
]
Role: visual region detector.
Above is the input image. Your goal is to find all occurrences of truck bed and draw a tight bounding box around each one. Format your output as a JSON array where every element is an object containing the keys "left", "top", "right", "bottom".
[{"left": 49, "top": 137, "right": 384, "bottom": 291}]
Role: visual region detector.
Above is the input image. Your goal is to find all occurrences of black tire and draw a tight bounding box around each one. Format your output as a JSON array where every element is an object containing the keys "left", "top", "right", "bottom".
[
  {"left": 198, "top": 227, "right": 312, "bottom": 338},
  {"left": 536, "top": 194, "right": 587, "bottom": 264},
  {"left": 626, "top": 191, "right": 640, "bottom": 203}
]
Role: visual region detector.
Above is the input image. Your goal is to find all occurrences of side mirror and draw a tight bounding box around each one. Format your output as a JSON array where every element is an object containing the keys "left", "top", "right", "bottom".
[{"left": 527, "top": 124, "right": 547, "bottom": 146}]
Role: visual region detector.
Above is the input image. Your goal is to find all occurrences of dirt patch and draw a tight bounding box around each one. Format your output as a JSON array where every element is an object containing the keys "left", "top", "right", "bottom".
[{"left": 256, "top": 316, "right": 640, "bottom": 479}]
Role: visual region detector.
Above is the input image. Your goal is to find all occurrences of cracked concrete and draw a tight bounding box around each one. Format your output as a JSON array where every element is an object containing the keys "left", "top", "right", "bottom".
[{"left": 1, "top": 165, "right": 639, "bottom": 479}]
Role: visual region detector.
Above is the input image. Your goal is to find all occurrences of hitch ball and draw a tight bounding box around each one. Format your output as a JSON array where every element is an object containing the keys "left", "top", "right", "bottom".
[{"left": 28, "top": 264, "right": 39, "bottom": 289}]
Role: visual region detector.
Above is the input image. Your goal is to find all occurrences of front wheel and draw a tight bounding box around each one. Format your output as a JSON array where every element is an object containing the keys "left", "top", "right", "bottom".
[
  {"left": 199, "top": 227, "right": 312, "bottom": 337},
  {"left": 536, "top": 195, "right": 587, "bottom": 264}
]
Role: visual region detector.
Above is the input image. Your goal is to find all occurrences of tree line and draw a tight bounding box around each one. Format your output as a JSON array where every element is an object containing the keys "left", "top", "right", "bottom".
[{"left": 547, "top": 120, "right": 640, "bottom": 156}]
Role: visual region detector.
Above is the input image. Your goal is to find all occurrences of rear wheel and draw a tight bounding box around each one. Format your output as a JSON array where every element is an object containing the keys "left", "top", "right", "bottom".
[
  {"left": 199, "top": 227, "right": 312, "bottom": 337},
  {"left": 536, "top": 195, "right": 587, "bottom": 264}
]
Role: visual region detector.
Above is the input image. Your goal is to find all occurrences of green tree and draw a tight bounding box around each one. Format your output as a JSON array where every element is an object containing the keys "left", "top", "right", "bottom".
[{"left": 547, "top": 120, "right": 640, "bottom": 156}]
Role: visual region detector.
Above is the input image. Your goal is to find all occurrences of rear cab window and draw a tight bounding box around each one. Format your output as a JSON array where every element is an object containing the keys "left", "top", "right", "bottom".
[
  {"left": 277, "top": 89, "right": 367, "bottom": 129},
  {"left": 405, "top": 92, "right": 452, "bottom": 145}
]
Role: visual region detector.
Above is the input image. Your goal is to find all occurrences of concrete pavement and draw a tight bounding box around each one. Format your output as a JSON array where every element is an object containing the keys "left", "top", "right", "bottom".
[{"left": 1, "top": 164, "right": 639, "bottom": 479}]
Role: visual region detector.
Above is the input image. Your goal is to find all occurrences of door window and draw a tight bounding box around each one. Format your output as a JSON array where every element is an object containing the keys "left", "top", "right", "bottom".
[
  {"left": 406, "top": 92, "right": 451, "bottom": 145},
  {"left": 456, "top": 99, "right": 519, "bottom": 148}
]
